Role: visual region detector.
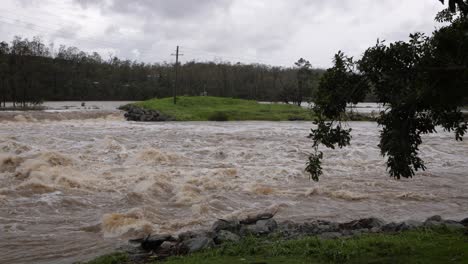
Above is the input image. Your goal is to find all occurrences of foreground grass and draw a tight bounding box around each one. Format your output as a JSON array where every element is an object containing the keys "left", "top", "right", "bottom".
[
  {"left": 89, "top": 227, "right": 468, "bottom": 264},
  {"left": 135, "top": 96, "right": 314, "bottom": 121}
]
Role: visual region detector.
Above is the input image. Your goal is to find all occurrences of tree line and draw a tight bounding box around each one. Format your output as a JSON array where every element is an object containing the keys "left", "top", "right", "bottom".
[{"left": 0, "top": 36, "right": 325, "bottom": 107}]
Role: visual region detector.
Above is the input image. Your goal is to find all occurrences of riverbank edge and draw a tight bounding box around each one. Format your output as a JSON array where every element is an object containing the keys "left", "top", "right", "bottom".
[
  {"left": 120, "top": 101, "right": 374, "bottom": 122},
  {"left": 85, "top": 214, "right": 468, "bottom": 264}
]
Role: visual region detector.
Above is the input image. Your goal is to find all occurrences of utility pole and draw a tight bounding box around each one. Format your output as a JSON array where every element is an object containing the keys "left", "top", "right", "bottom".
[{"left": 171, "top": 46, "right": 183, "bottom": 105}]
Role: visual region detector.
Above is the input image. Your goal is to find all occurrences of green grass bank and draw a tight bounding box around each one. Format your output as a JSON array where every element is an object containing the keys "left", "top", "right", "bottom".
[
  {"left": 134, "top": 96, "right": 314, "bottom": 121},
  {"left": 88, "top": 227, "right": 468, "bottom": 264}
]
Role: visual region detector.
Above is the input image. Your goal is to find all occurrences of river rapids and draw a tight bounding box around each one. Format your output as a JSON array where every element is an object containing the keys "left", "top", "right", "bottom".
[{"left": 0, "top": 114, "right": 467, "bottom": 263}]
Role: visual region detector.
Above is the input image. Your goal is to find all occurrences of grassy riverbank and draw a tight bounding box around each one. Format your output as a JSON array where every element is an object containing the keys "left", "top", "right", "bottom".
[
  {"left": 88, "top": 227, "right": 468, "bottom": 264},
  {"left": 134, "top": 96, "right": 314, "bottom": 121}
]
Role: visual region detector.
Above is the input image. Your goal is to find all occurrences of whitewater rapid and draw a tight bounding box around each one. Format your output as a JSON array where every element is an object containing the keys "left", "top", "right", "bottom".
[{"left": 0, "top": 118, "right": 467, "bottom": 263}]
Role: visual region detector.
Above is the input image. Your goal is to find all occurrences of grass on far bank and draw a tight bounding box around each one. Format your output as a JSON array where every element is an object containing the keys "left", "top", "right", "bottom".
[
  {"left": 135, "top": 96, "right": 314, "bottom": 121},
  {"left": 88, "top": 227, "right": 468, "bottom": 264}
]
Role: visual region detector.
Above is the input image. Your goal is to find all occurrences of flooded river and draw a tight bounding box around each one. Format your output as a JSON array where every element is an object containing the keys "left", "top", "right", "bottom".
[{"left": 0, "top": 115, "right": 467, "bottom": 263}]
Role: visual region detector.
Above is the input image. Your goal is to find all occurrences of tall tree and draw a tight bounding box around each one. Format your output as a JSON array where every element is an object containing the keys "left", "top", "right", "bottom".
[{"left": 306, "top": 6, "right": 468, "bottom": 181}]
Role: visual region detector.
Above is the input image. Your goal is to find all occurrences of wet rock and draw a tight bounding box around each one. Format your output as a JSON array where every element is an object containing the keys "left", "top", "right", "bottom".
[
  {"left": 256, "top": 219, "right": 278, "bottom": 232},
  {"left": 214, "top": 230, "right": 241, "bottom": 244},
  {"left": 178, "top": 230, "right": 215, "bottom": 241},
  {"left": 140, "top": 234, "right": 173, "bottom": 251},
  {"left": 460, "top": 217, "right": 468, "bottom": 226},
  {"left": 123, "top": 105, "right": 174, "bottom": 122},
  {"left": 180, "top": 236, "right": 215, "bottom": 254},
  {"left": 318, "top": 221, "right": 340, "bottom": 233},
  {"left": 211, "top": 219, "right": 241, "bottom": 233},
  {"left": 339, "top": 218, "right": 385, "bottom": 230},
  {"left": 403, "top": 220, "right": 423, "bottom": 229},
  {"left": 241, "top": 219, "right": 278, "bottom": 235},
  {"left": 240, "top": 212, "right": 276, "bottom": 225},
  {"left": 381, "top": 222, "right": 412, "bottom": 232},
  {"left": 426, "top": 215, "right": 443, "bottom": 222},
  {"left": 443, "top": 220, "right": 465, "bottom": 230},
  {"left": 424, "top": 215, "right": 444, "bottom": 228}
]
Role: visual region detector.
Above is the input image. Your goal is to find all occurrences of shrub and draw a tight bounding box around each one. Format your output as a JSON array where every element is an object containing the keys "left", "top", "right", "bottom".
[{"left": 208, "top": 111, "right": 229, "bottom": 121}]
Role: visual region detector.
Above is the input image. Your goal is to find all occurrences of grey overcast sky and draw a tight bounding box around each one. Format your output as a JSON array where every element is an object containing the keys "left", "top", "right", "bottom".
[{"left": 0, "top": 0, "right": 444, "bottom": 68}]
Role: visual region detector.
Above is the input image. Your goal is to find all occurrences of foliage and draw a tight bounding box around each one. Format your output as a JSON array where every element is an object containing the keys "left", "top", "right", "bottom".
[
  {"left": 439, "top": 0, "right": 468, "bottom": 17},
  {"left": 136, "top": 96, "right": 314, "bottom": 121},
  {"left": 0, "top": 36, "right": 325, "bottom": 107},
  {"left": 278, "top": 58, "right": 321, "bottom": 106},
  {"left": 162, "top": 228, "right": 468, "bottom": 264},
  {"left": 306, "top": 52, "right": 367, "bottom": 181},
  {"left": 307, "top": 12, "right": 468, "bottom": 180}
]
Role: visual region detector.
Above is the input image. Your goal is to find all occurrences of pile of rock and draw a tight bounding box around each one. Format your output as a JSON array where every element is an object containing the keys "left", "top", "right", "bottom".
[
  {"left": 120, "top": 105, "right": 174, "bottom": 122},
  {"left": 123, "top": 214, "right": 467, "bottom": 262}
]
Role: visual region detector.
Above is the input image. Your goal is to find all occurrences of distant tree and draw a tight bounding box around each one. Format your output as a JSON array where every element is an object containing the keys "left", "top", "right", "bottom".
[
  {"left": 278, "top": 58, "right": 317, "bottom": 106},
  {"left": 294, "top": 58, "right": 313, "bottom": 106},
  {"left": 307, "top": 8, "right": 468, "bottom": 181},
  {"left": 0, "top": 37, "right": 325, "bottom": 104}
]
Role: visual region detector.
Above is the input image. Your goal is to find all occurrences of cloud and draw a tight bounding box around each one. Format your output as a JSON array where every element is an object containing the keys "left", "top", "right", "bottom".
[
  {"left": 73, "top": 0, "right": 233, "bottom": 19},
  {"left": 0, "top": 0, "right": 446, "bottom": 67}
]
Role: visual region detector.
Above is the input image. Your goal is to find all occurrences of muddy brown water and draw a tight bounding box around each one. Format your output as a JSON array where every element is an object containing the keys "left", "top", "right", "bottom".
[{"left": 0, "top": 115, "right": 467, "bottom": 263}]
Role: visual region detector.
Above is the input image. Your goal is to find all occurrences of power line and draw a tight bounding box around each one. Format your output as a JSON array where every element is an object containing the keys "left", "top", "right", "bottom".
[{"left": 171, "top": 46, "right": 183, "bottom": 104}]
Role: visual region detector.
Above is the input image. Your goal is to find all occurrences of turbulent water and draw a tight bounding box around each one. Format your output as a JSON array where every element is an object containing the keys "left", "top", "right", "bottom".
[{"left": 0, "top": 115, "right": 467, "bottom": 264}]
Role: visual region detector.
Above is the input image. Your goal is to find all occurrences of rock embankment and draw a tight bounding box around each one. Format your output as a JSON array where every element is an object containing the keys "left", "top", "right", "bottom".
[
  {"left": 123, "top": 213, "right": 468, "bottom": 262},
  {"left": 120, "top": 105, "right": 174, "bottom": 122}
]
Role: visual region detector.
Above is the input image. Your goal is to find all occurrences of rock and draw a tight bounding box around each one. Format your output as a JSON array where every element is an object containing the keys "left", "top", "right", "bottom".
[
  {"left": 178, "top": 230, "right": 215, "bottom": 241},
  {"left": 403, "top": 220, "right": 423, "bottom": 229},
  {"left": 140, "top": 234, "right": 173, "bottom": 251},
  {"left": 319, "top": 232, "right": 343, "bottom": 239},
  {"left": 381, "top": 222, "right": 412, "bottom": 232},
  {"left": 426, "top": 215, "right": 443, "bottom": 222},
  {"left": 214, "top": 230, "right": 241, "bottom": 244},
  {"left": 241, "top": 219, "right": 278, "bottom": 235},
  {"left": 123, "top": 105, "right": 174, "bottom": 122},
  {"left": 460, "top": 217, "right": 468, "bottom": 226},
  {"left": 180, "top": 237, "right": 215, "bottom": 254},
  {"left": 339, "top": 218, "right": 385, "bottom": 230},
  {"left": 257, "top": 219, "right": 278, "bottom": 232},
  {"left": 239, "top": 211, "right": 277, "bottom": 225},
  {"left": 443, "top": 220, "right": 465, "bottom": 230},
  {"left": 211, "top": 219, "right": 241, "bottom": 233},
  {"left": 424, "top": 216, "right": 444, "bottom": 228}
]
